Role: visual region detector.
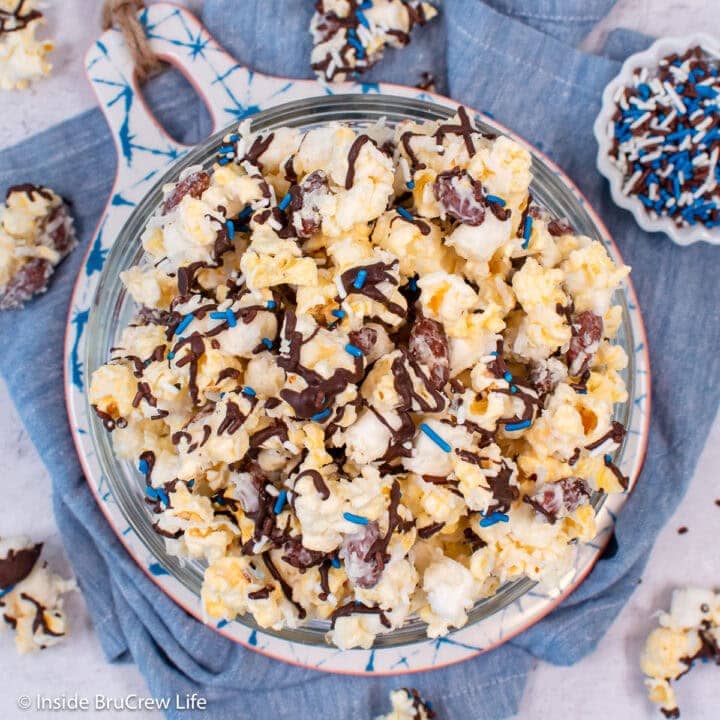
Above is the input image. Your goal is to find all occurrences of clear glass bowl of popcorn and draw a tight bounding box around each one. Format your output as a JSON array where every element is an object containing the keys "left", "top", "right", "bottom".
[{"left": 84, "top": 94, "right": 640, "bottom": 651}]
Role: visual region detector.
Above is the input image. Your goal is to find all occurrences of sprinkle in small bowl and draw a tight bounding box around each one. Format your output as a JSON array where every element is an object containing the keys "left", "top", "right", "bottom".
[{"left": 594, "top": 34, "right": 720, "bottom": 246}]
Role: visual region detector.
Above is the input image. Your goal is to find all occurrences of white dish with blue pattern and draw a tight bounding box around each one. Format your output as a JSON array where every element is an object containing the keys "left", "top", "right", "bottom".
[{"left": 64, "top": 3, "right": 651, "bottom": 674}]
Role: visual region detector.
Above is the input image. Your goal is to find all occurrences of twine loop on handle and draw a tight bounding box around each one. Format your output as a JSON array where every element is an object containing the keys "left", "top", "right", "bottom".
[{"left": 101, "top": 0, "right": 165, "bottom": 83}]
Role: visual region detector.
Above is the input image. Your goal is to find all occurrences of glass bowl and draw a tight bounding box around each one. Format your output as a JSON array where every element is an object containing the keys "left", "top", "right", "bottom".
[{"left": 83, "top": 94, "right": 641, "bottom": 652}]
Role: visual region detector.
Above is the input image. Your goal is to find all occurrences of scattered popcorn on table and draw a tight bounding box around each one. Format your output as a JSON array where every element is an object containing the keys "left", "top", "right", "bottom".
[
  {"left": 0, "top": 536, "right": 76, "bottom": 653},
  {"left": 606, "top": 45, "right": 720, "bottom": 230},
  {"left": 90, "top": 108, "right": 631, "bottom": 648},
  {"left": 641, "top": 587, "right": 720, "bottom": 718},
  {"left": 310, "top": 0, "right": 438, "bottom": 83},
  {"left": 376, "top": 688, "right": 436, "bottom": 720},
  {"left": 0, "top": 0, "right": 53, "bottom": 90},
  {"left": 0, "top": 184, "right": 76, "bottom": 310}
]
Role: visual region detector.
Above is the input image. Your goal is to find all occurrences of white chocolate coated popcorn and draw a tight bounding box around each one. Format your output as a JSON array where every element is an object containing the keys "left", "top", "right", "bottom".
[
  {"left": 89, "top": 110, "right": 630, "bottom": 648},
  {"left": 0, "top": 537, "right": 75, "bottom": 653},
  {"left": 641, "top": 587, "right": 720, "bottom": 718},
  {"left": 0, "top": 0, "right": 53, "bottom": 90}
]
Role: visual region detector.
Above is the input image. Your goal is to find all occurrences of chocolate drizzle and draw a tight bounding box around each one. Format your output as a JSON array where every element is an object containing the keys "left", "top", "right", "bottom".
[
  {"left": 340, "top": 261, "right": 405, "bottom": 318},
  {"left": 0, "top": 543, "right": 42, "bottom": 589},
  {"left": 345, "top": 135, "right": 373, "bottom": 189},
  {"left": 262, "top": 552, "right": 306, "bottom": 619}
]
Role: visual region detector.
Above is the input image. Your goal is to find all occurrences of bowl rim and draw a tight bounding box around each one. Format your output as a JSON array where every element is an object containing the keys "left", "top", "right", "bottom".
[
  {"left": 593, "top": 32, "right": 720, "bottom": 247},
  {"left": 65, "top": 92, "right": 652, "bottom": 675}
]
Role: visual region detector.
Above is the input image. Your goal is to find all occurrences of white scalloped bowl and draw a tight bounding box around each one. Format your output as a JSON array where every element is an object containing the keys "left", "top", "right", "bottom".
[{"left": 593, "top": 33, "right": 720, "bottom": 246}]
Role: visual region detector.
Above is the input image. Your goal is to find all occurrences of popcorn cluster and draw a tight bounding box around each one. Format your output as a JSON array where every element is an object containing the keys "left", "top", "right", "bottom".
[
  {"left": 0, "top": 0, "right": 53, "bottom": 90},
  {"left": 90, "top": 109, "right": 631, "bottom": 648},
  {"left": 607, "top": 46, "right": 720, "bottom": 230},
  {"left": 641, "top": 587, "right": 720, "bottom": 718},
  {"left": 0, "top": 184, "right": 76, "bottom": 310},
  {"left": 310, "top": 0, "right": 437, "bottom": 83},
  {"left": 376, "top": 688, "right": 435, "bottom": 720},
  {"left": 0, "top": 537, "right": 76, "bottom": 653}
]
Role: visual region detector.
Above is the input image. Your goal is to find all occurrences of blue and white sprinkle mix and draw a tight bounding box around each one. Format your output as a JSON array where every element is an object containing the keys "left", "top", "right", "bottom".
[
  {"left": 608, "top": 46, "right": 720, "bottom": 229},
  {"left": 419, "top": 422, "right": 451, "bottom": 452}
]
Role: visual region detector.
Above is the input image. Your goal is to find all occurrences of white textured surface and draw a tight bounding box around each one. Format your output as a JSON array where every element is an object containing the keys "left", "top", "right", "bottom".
[{"left": 0, "top": 1, "right": 718, "bottom": 718}]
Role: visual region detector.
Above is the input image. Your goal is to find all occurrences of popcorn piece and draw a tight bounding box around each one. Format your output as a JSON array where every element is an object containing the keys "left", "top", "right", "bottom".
[
  {"left": 641, "top": 587, "right": 720, "bottom": 718},
  {"left": 0, "top": 0, "right": 53, "bottom": 90},
  {"left": 310, "top": 0, "right": 438, "bottom": 83},
  {"left": 0, "top": 536, "right": 75, "bottom": 653},
  {"left": 376, "top": 688, "right": 436, "bottom": 720},
  {"left": 0, "top": 184, "right": 76, "bottom": 309}
]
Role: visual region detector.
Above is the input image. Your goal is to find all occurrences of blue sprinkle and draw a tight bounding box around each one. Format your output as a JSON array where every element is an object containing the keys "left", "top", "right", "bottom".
[
  {"left": 406, "top": 180, "right": 415, "bottom": 189},
  {"left": 331, "top": 557, "right": 341, "bottom": 569},
  {"left": 510, "top": 385, "right": 517, "bottom": 394},
  {"left": 505, "top": 419, "right": 532, "bottom": 432},
  {"left": 359, "top": 0, "right": 373, "bottom": 8},
  {"left": 331, "top": 309, "right": 346, "bottom": 319},
  {"left": 262, "top": 337, "right": 273, "bottom": 349},
  {"left": 503, "top": 371, "right": 513, "bottom": 382},
  {"left": 238, "top": 206, "right": 253, "bottom": 221},
  {"left": 347, "top": 35, "right": 365, "bottom": 59},
  {"left": 174, "top": 314, "right": 194, "bottom": 335},
  {"left": 218, "top": 157, "right": 230, "bottom": 166},
  {"left": 242, "top": 386, "right": 256, "bottom": 397},
  {"left": 637, "top": 83, "right": 651, "bottom": 100},
  {"left": 278, "top": 192, "right": 292, "bottom": 211},
  {"left": 479, "top": 512, "right": 510, "bottom": 528},
  {"left": 138, "top": 459, "right": 149, "bottom": 474},
  {"left": 225, "top": 309, "right": 237, "bottom": 328},
  {"left": 485, "top": 194, "right": 506, "bottom": 206},
  {"left": 167, "top": 351, "right": 175, "bottom": 360},
  {"left": 273, "top": 490, "right": 288, "bottom": 515},
  {"left": 604, "top": 453, "right": 613, "bottom": 463},
  {"left": 219, "top": 145, "right": 234, "bottom": 154},
  {"left": 343, "top": 512, "right": 369, "bottom": 525},
  {"left": 353, "top": 269, "right": 368, "bottom": 289},
  {"left": 226, "top": 219, "right": 236, "bottom": 240},
  {"left": 187, "top": 480, "right": 195, "bottom": 488},
  {"left": 145, "top": 486, "right": 159, "bottom": 500},
  {"left": 0, "top": 585, "right": 15, "bottom": 597},
  {"left": 345, "top": 343, "right": 364, "bottom": 358},
  {"left": 209, "top": 311, "right": 226, "bottom": 320},
  {"left": 522, "top": 215, "right": 533, "bottom": 249},
  {"left": 143, "top": 359, "right": 151, "bottom": 367},
  {"left": 227, "top": 134, "right": 239, "bottom": 142},
  {"left": 312, "top": 408, "right": 332, "bottom": 422},
  {"left": 419, "top": 422, "right": 451, "bottom": 453},
  {"left": 490, "top": 351, "right": 499, "bottom": 357},
  {"left": 396, "top": 207, "right": 414, "bottom": 221},
  {"left": 355, "top": 9, "right": 370, "bottom": 28},
  {"left": 409, "top": 275, "right": 418, "bottom": 292},
  {"left": 266, "top": 300, "right": 277, "bottom": 310},
  {"left": 157, "top": 489, "right": 169, "bottom": 506}
]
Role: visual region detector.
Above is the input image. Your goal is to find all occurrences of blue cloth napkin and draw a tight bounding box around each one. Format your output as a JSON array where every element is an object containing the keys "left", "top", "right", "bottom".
[{"left": 1, "top": 1, "right": 719, "bottom": 718}]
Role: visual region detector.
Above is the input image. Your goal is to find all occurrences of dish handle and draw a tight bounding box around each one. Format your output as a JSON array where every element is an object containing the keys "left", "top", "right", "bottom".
[{"left": 84, "top": 2, "right": 319, "bottom": 191}]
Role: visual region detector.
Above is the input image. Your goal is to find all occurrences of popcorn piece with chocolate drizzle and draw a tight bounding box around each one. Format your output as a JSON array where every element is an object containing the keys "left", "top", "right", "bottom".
[
  {"left": 310, "top": 0, "right": 438, "bottom": 83},
  {"left": 0, "top": 184, "right": 76, "bottom": 309},
  {"left": 0, "top": 0, "right": 53, "bottom": 90},
  {"left": 376, "top": 688, "right": 436, "bottom": 720},
  {"left": 0, "top": 536, "right": 76, "bottom": 653},
  {"left": 641, "top": 587, "right": 720, "bottom": 718},
  {"left": 88, "top": 108, "right": 632, "bottom": 649}
]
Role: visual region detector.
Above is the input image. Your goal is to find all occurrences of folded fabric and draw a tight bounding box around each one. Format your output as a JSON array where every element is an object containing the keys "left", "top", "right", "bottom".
[{"left": 0, "top": 2, "right": 718, "bottom": 718}]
